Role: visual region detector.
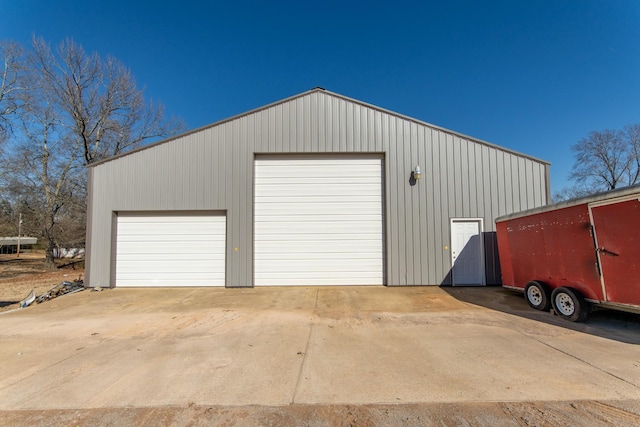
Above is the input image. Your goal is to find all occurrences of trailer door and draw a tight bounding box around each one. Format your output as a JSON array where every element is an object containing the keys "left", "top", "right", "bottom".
[{"left": 590, "top": 197, "right": 640, "bottom": 306}]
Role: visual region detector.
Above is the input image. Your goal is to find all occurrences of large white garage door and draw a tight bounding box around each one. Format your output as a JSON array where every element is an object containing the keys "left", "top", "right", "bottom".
[
  {"left": 115, "top": 213, "right": 226, "bottom": 287},
  {"left": 254, "top": 156, "right": 384, "bottom": 286}
]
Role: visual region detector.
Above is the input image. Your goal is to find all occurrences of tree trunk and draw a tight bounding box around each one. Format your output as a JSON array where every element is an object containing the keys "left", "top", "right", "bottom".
[{"left": 44, "top": 240, "right": 56, "bottom": 270}]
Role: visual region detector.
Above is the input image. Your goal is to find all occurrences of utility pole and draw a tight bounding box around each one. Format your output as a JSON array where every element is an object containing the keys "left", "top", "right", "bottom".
[{"left": 17, "top": 213, "right": 22, "bottom": 258}]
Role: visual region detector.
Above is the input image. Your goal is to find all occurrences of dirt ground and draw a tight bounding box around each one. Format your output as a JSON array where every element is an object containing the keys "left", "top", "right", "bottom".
[
  {"left": 2, "top": 400, "right": 640, "bottom": 427},
  {"left": 0, "top": 252, "right": 84, "bottom": 312}
]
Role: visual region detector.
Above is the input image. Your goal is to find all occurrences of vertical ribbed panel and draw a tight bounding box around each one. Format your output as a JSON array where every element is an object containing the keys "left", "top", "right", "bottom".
[{"left": 87, "top": 89, "right": 550, "bottom": 288}]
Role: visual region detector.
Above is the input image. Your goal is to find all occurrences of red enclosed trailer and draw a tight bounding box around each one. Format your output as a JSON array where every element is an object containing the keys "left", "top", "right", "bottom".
[{"left": 496, "top": 184, "right": 640, "bottom": 321}]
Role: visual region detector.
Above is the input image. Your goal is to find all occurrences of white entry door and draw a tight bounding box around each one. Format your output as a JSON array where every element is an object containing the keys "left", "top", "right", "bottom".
[{"left": 450, "top": 219, "right": 485, "bottom": 286}]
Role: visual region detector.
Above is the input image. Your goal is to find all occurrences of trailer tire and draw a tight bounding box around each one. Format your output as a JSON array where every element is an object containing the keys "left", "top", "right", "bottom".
[
  {"left": 551, "top": 287, "right": 588, "bottom": 322},
  {"left": 524, "top": 281, "right": 550, "bottom": 311}
]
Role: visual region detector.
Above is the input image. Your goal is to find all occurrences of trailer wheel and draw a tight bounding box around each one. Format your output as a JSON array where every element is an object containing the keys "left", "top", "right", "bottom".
[
  {"left": 524, "top": 281, "right": 550, "bottom": 311},
  {"left": 551, "top": 287, "right": 588, "bottom": 322}
]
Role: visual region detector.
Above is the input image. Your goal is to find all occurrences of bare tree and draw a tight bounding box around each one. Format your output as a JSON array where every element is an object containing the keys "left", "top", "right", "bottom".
[
  {"left": 569, "top": 127, "right": 639, "bottom": 192},
  {"left": 551, "top": 185, "right": 593, "bottom": 203},
  {"left": 0, "top": 198, "right": 17, "bottom": 236},
  {"left": 31, "top": 37, "right": 184, "bottom": 165},
  {"left": 622, "top": 124, "right": 640, "bottom": 186},
  {"left": 0, "top": 42, "right": 26, "bottom": 245},
  {"left": 0, "top": 41, "right": 24, "bottom": 144},
  {"left": 2, "top": 37, "right": 185, "bottom": 268},
  {"left": 6, "top": 61, "right": 84, "bottom": 268}
]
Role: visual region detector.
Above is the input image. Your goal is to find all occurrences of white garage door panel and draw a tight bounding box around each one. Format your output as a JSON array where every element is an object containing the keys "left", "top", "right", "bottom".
[
  {"left": 115, "top": 253, "right": 224, "bottom": 261},
  {"left": 254, "top": 157, "right": 384, "bottom": 286},
  {"left": 255, "top": 213, "right": 382, "bottom": 221},
  {"left": 116, "top": 214, "right": 225, "bottom": 287},
  {"left": 117, "top": 260, "right": 225, "bottom": 272},
  {"left": 256, "top": 249, "right": 381, "bottom": 258},
  {"left": 256, "top": 259, "right": 382, "bottom": 272},
  {"left": 255, "top": 160, "right": 380, "bottom": 173},
  {"left": 255, "top": 196, "right": 381, "bottom": 204},
  {"left": 255, "top": 202, "right": 381, "bottom": 213},
  {"left": 256, "top": 222, "right": 381, "bottom": 234},
  {"left": 257, "top": 275, "right": 381, "bottom": 286},
  {"left": 255, "top": 185, "right": 381, "bottom": 196},
  {"left": 255, "top": 233, "right": 382, "bottom": 242},
  {"left": 117, "top": 277, "right": 219, "bottom": 287}
]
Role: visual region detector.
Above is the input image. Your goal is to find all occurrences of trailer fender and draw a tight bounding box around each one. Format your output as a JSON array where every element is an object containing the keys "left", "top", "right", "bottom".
[{"left": 562, "top": 281, "right": 599, "bottom": 302}]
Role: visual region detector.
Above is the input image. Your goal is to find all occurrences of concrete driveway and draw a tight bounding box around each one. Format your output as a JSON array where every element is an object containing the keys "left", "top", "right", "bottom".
[{"left": 1, "top": 286, "right": 639, "bottom": 425}]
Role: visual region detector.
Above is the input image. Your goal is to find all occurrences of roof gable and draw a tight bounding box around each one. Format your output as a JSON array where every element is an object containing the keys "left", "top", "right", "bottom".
[{"left": 90, "top": 88, "right": 549, "bottom": 167}]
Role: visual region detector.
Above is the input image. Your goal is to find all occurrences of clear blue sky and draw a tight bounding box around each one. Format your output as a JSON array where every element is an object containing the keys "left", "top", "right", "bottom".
[{"left": 2, "top": 0, "right": 639, "bottom": 193}]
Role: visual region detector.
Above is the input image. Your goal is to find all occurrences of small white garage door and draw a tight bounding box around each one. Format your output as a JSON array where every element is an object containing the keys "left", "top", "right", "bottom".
[
  {"left": 254, "top": 156, "right": 384, "bottom": 286},
  {"left": 115, "top": 213, "right": 226, "bottom": 287}
]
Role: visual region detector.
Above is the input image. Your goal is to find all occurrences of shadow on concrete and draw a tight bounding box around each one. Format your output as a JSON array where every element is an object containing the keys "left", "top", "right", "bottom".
[
  {"left": 442, "top": 285, "right": 640, "bottom": 345},
  {"left": 0, "top": 300, "right": 18, "bottom": 308}
]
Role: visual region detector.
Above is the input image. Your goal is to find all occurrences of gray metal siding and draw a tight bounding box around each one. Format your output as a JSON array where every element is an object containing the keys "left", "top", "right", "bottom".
[{"left": 86, "top": 89, "right": 549, "bottom": 288}]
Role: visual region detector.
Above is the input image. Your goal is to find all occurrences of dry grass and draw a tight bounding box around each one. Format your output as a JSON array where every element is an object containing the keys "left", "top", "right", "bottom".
[{"left": 0, "top": 252, "right": 84, "bottom": 312}]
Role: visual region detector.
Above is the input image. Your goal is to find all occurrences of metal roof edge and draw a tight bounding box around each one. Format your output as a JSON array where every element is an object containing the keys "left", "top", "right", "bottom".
[
  {"left": 495, "top": 183, "right": 640, "bottom": 222},
  {"left": 90, "top": 87, "right": 550, "bottom": 168},
  {"left": 89, "top": 88, "right": 322, "bottom": 168},
  {"left": 319, "top": 89, "right": 551, "bottom": 166}
]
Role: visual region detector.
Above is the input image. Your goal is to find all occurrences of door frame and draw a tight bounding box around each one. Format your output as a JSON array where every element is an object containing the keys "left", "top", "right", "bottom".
[{"left": 450, "top": 218, "right": 485, "bottom": 286}]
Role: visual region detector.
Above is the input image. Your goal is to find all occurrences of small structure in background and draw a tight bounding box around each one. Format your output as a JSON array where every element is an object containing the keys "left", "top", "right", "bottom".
[{"left": 0, "top": 237, "right": 38, "bottom": 255}]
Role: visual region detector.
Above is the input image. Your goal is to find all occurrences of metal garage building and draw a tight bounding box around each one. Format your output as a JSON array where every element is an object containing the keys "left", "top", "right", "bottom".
[{"left": 85, "top": 88, "right": 550, "bottom": 288}]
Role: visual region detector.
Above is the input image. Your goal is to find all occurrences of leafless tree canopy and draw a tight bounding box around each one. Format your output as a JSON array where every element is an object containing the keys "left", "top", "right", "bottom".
[
  {"left": 0, "top": 37, "right": 185, "bottom": 268},
  {"left": 30, "top": 37, "right": 184, "bottom": 165},
  {"left": 551, "top": 185, "right": 592, "bottom": 203},
  {"left": 569, "top": 124, "right": 640, "bottom": 192},
  {"left": 0, "top": 41, "right": 24, "bottom": 144}
]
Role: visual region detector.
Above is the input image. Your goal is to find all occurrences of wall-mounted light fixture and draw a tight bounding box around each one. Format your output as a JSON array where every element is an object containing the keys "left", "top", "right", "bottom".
[
  {"left": 412, "top": 165, "right": 422, "bottom": 180},
  {"left": 409, "top": 165, "right": 422, "bottom": 186}
]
